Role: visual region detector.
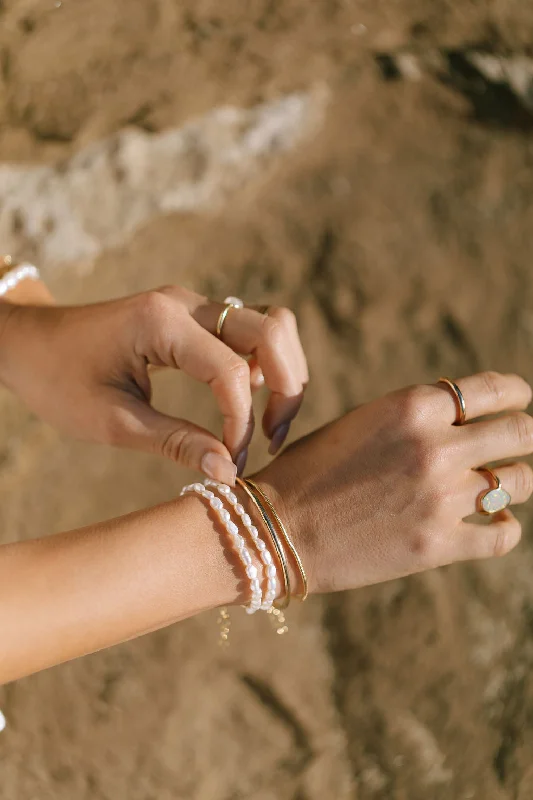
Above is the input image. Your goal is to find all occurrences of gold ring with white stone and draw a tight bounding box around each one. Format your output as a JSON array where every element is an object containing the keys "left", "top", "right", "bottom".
[
  {"left": 216, "top": 296, "right": 244, "bottom": 340},
  {"left": 476, "top": 467, "right": 511, "bottom": 515}
]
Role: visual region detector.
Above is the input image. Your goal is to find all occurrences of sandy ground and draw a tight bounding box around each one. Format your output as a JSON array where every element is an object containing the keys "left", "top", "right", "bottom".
[{"left": 2, "top": 1, "right": 533, "bottom": 798}]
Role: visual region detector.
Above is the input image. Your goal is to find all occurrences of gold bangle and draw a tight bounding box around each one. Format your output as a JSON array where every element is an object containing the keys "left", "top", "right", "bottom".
[
  {"left": 236, "top": 477, "right": 291, "bottom": 609},
  {"left": 245, "top": 478, "right": 308, "bottom": 601}
]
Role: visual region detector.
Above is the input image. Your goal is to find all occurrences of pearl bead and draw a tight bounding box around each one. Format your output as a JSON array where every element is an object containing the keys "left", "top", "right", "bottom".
[
  {"left": 227, "top": 521, "right": 239, "bottom": 536},
  {"left": 193, "top": 483, "right": 204, "bottom": 493},
  {"left": 220, "top": 509, "right": 231, "bottom": 523},
  {"left": 246, "top": 565, "right": 258, "bottom": 579},
  {"left": 227, "top": 493, "right": 238, "bottom": 505},
  {"left": 267, "top": 578, "right": 277, "bottom": 592},
  {"left": 219, "top": 485, "right": 230, "bottom": 495},
  {"left": 204, "top": 490, "right": 214, "bottom": 500},
  {"left": 267, "top": 564, "right": 277, "bottom": 578},
  {"left": 235, "top": 504, "right": 245, "bottom": 515},
  {"left": 242, "top": 551, "right": 252, "bottom": 566},
  {"left": 257, "top": 540, "right": 266, "bottom": 551},
  {"left": 210, "top": 497, "right": 223, "bottom": 510},
  {"left": 242, "top": 514, "right": 252, "bottom": 526},
  {"left": 261, "top": 550, "right": 273, "bottom": 565}
]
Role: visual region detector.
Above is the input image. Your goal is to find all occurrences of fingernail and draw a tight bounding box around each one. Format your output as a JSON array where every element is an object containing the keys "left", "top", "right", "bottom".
[
  {"left": 268, "top": 422, "right": 290, "bottom": 456},
  {"left": 201, "top": 452, "right": 237, "bottom": 486},
  {"left": 236, "top": 447, "right": 248, "bottom": 476}
]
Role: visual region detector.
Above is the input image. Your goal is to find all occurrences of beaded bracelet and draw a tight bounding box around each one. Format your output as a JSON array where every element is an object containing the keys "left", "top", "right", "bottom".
[
  {"left": 204, "top": 479, "right": 278, "bottom": 611},
  {"left": 0, "top": 260, "right": 40, "bottom": 297},
  {"left": 180, "top": 482, "right": 263, "bottom": 613}
]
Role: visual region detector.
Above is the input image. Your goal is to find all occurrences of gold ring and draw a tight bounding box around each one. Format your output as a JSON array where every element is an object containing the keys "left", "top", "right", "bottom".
[
  {"left": 475, "top": 467, "right": 511, "bottom": 515},
  {"left": 216, "top": 296, "right": 244, "bottom": 340},
  {"left": 438, "top": 377, "right": 467, "bottom": 426}
]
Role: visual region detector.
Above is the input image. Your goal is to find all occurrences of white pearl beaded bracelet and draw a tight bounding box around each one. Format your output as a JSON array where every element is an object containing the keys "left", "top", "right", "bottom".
[
  {"left": 204, "top": 480, "right": 278, "bottom": 611},
  {"left": 0, "top": 262, "right": 40, "bottom": 297},
  {"left": 180, "top": 481, "right": 271, "bottom": 614}
]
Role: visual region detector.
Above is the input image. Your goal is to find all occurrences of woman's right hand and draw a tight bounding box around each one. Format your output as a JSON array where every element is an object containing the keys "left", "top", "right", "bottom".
[{"left": 254, "top": 372, "right": 533, "bottom": 595}]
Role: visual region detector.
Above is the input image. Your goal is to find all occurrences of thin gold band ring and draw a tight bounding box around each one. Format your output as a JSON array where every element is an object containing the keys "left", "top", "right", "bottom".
[
  {"left": 216, "top": 296, "right": 244, "bottom": 340},
  {"left": 438, "top": 377, "right": 467, "bottom": 426}
]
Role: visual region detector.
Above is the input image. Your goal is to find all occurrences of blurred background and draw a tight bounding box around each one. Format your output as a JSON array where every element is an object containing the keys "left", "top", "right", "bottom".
[{"left": 2, "top": 1, "right": 533, "bottom": 797}]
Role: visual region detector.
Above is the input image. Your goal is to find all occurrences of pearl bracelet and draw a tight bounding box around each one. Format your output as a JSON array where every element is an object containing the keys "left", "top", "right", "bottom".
[
  {"left": 0, "top": 262, "right": 40, "bottom": 297},
  {"left": 204, "top": 480, "right": 278, "bottom": 610},
  {"left": 180, "top": 482, "right": 263, "bottom": 613}
]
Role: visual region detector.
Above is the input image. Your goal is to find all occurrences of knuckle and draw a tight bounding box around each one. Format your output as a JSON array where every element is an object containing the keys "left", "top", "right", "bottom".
[
  {"left": 509, "top": 412, "right": 533, "bottom": 449},
  {"left": 262, "top": 317, "right": 285, "bottom": 351},
  {"left": 270, "top": 306, "right": 297, "bottom": 329},
  {"left": 224, "top": 355, "right": 250, "bottom": 386},
  {"left": 479, "top": 370, "right": 506, "bottom": 404},
  {"left": 160, "top": 427, "right": 189, "bottom": 464},
  {"left": 396, "top": 385, "right": 433, "bottom": 430},
  {"left": 140, "top": 288, "right": 176, "bottom": 323},
  {"left": 514, "top": 463, "right": 533, "bottom": 499},
  {"left": 407, "top": 527, "right": 437, "bottom": 564}
]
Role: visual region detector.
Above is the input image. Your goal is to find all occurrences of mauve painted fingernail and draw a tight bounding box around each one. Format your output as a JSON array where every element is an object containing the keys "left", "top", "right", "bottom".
[
  {"left": 201, "top": 452, "right": 237, "bottom": 486},
  {"left": 236, "top": 447, "right": 248, "bottom": 476},
  {"left": 268, "top": 422, "right": 290, "bottom": 455}
]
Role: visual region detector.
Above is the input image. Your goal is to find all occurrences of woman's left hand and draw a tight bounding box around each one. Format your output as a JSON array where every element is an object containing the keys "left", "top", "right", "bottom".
[{"left": 0, "top": 286, "right": 308, "bottom": 483}]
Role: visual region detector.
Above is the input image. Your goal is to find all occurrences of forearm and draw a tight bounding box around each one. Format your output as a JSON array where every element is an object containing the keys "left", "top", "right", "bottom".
[{"left": 0, "top": 496, "right": 240, "bottom": 684}]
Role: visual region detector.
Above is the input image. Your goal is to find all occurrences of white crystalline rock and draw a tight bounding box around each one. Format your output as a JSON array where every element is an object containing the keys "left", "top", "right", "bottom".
[{"left": 0, "top": 87, "right": 328, "bottom": 272}]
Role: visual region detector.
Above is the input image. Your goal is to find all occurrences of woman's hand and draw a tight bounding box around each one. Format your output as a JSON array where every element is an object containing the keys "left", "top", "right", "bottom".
[
  {"left": 0, "top": 286, "right": 308, "bottom": 484},
  {"left": 255, "top": 372, "right": 533, "bottom": 594}
]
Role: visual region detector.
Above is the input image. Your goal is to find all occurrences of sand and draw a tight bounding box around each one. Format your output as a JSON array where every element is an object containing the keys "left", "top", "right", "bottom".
[{"left": 1, "top": 1, "right": 533, "bottom": 797}]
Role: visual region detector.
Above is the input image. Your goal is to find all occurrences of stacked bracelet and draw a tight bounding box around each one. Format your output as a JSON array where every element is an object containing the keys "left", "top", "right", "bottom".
[{"left": 180, "top": 475, "right": 307, "bottom": 639}]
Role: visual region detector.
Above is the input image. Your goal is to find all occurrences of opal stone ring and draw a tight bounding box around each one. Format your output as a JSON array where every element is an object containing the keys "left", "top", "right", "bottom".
[
  {"left": 438, "top": 377, "right": 467, "bottom": 426},
  {"left": 476, "top": 467, "right": 512, "bottom": 515},
  {"left": 216, "top": 296, "right": 244, "bottom": 340}
]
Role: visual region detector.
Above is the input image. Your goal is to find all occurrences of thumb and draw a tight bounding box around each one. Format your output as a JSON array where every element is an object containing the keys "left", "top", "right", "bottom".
[{"left": 113, "top": 400, "right": 238, "bottom": 486}]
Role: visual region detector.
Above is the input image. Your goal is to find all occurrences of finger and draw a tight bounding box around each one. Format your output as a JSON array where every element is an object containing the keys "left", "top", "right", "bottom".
[
  {"left": 106, "top": 397, "right": 238, "bottom": 485},
  {"left": 462, "top": 411, "right": 533, "bottom": 465},
  {"left": 445, "top": 511, "right": 522, "bottom": 563},
  {"left": 193, "top": 301, "right": 308, "bottom": 447},
  {"left": 458, "top": 462, "right": 533, "bottom": 517},
  {"left": 262, "top": 306, "right": 309, "bottom": 454},
  {"left": 139, "top": 300, "right": 254, "bottom": 460},
  {"left": 435, "top": 372, "right": 532, "bottom": 425}
]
